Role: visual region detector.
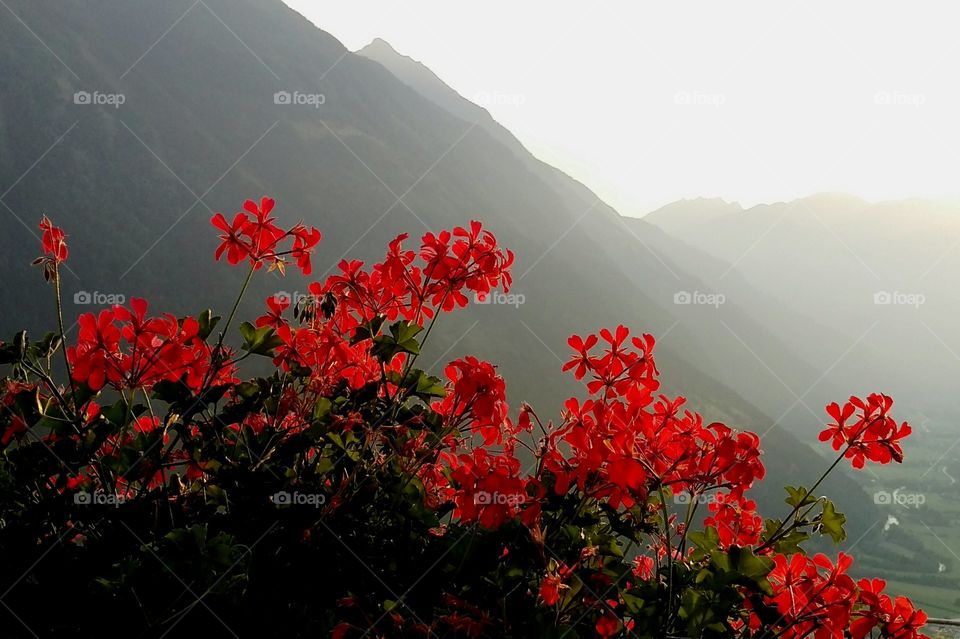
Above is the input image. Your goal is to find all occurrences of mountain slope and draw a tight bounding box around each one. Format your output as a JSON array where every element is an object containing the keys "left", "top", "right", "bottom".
[
  {"left": 0, "top": 0, "right": 876, "bottom": 531},
  {"left": 356, "top": 37, "right": 855, "bottom": 430}
]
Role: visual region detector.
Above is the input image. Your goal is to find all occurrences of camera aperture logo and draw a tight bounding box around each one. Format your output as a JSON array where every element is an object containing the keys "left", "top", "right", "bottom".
[
  {"left": 271, "top": 491, "right": 326, "bottom": 507},
  {"left": 673, "top": 290, "right": 725, "bottom": 308},
  {"left": 74, "top": 291, "right": 126, "bottom": 306},
  {"left": 873, "top": 488, "right": 925, "bottom": 509},
  {"left": 73, "top": 90, "right": 126, "bottom": 109},
  {"left": 474, "top": 291, "right": 525, "bottom": 308},
  {"left": 274, "top": 91, "right": 326, "bottom": 108}
]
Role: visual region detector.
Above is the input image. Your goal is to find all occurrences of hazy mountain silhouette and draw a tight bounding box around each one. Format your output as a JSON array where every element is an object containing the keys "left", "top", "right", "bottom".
[
  {"left": 0, "top": 0, "right": 876, "bottom": 533},
  {"left": 645, "top": 193, "right": 960, "bottom": 424},
  {"left": 644, "top": 194, "right": 960, "bottom": 611}
]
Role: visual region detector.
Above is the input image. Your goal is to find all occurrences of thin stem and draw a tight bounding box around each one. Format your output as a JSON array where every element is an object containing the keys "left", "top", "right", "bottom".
[
  {"left": 52, "top": 266, "right": 79, "bottom": 413},
  {"left": 658, "top": 485, "right": 674, "bottom": 634},
  {"left": 218, "top": 264, "right": 256, "bottom": 354},
  {"left": 197, "top": 263, "right": 256, "bottom": 398}
]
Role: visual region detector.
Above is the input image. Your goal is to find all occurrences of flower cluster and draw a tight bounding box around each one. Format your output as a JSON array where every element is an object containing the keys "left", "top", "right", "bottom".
[
  {"left": 433, "top": 356, "right": 511, "bottom": 446},
  {"left": 851, "top": 579, "right": 928, "bottom": 639},
  {"left": 543, "top": 326, "right": 765, "bottom": 509},
  {"left": 703, "top": 493, "right": 763, "bottom": 549},
  {"left": 67, "top": 298, "right": 235, "bottom": 392},
  {"left": 443, "top": 448, "right": 539, "bottom": 529},
  {"left": 320, "top": 220, "right": 514, "bottom": 326},
  {"left": 249, "top": 222, "right": 514, "bottom": 401},
  {"left": 752, "top": 554, "right": 927, "bottom": 639},
  {"left": 819, "top": 393, "right": 912, "bottom": 468},
  {"left": 0, "top": 205, "right": 930, "bottom": 639},
  {"left": 212, "top": 197, "right": 322, "bottom": 274},
  {"left": 757, "top": 553, "right": 857, "bottom": 639}
]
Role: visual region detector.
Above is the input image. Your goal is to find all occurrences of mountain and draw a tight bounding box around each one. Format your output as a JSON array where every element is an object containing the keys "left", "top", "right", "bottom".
[
  {"left": 0, "top": 0, "right": 880, "bottom": 552},
  {"left": 356, "top": 37, "right": 858, "bottom": 433},
  {"left": 645, "top": 194, "right": 960, "bottom": 615},
  {"left": 644, "top": 193, "right": 960, "bottom": 421}
]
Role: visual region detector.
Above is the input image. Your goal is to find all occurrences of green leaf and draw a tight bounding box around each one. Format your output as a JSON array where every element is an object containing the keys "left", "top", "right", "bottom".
[
  {"left": 784, "top": 485, "right": 817, "bottom": 508},
  {"left": 312, "top": 397, "right": 332, "bottom": 422},
  {"left": 370, "top": 321, "right": 423, "bottom": 362},
  {"left": 239, "top": 322, "right": 284, "bottom": 357},
  {"left": 413, "top": 371, "right": 445, "bottom": 399},
  {"left": 196, "top": 309, "right": 221, "bottom": 341},
  {"left": 689, "top": 527, "right": 721, "bottom": 558},
  {"left": 622, "top": 592, "right": 646, "bottom": 615},
  {"left": 815, "top": 499, "right": 847, "bottom": 544},
  {"left": 351, "top": 315, "right": 385, "bottom": 344},
  {"left": 390, "top": 320, "right": 423, "bottom": 350},
  {"left": 711, "top": 546, "right": 774, "bottom": 595},
  {"left": 763, "top": 519, "right": 810, "bottom": 555},
  {"left": 733, "top": 548, "right": 774, "bottom": 584}
]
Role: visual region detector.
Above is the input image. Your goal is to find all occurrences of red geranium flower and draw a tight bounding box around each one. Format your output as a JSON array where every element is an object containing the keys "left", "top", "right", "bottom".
[
  {"left": 211, "top": 197, "right": 321, "bottom": 276},
  {"left": 257, "top": 295, "right": 291, "bottom": 329},
  {"left": 39, "top": 216, "right": 68, "bottom": 263}
]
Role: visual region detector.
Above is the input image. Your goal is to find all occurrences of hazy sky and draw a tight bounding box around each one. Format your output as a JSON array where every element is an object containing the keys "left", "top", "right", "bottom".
[{"left": 283, "top": 1, "right": 960, "bottom": 215}]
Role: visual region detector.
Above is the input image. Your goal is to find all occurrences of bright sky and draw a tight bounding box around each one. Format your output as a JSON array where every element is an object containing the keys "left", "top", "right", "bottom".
[{"left": 283, "top": 1, "right": 960, "bottom": 216}]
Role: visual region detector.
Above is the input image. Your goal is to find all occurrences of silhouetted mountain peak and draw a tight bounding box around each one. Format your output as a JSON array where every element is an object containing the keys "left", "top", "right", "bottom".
[
  {"left": 357, "top": 36, "right": 493, "bottom": 124},
  {"left": 360, "top": 37, "right": 400, "bottom": 56}
]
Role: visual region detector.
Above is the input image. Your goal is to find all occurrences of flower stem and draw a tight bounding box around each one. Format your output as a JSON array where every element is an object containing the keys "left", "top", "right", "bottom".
[
  {"left": 218, "top": 264, "right": 256, "bottom": 353},
  {"left": 52, "top": 266, "right": 79, "bottom": 413}
]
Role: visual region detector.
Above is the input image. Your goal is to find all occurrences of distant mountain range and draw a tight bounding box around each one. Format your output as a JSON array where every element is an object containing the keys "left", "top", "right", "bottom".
[
  {"left": 643, "top": 193, "right": 960, "bottom": 425},
  {"left": 0, "top": 0, "right": 881, "bottom": 562},
  {"left": 640, "top": 194, "right": 960, "bottom": 613}
]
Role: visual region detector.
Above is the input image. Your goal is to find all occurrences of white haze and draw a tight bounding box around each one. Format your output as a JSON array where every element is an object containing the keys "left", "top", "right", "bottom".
[{"left": 284, "top": 0, "right": 960, "bottom": 215}]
